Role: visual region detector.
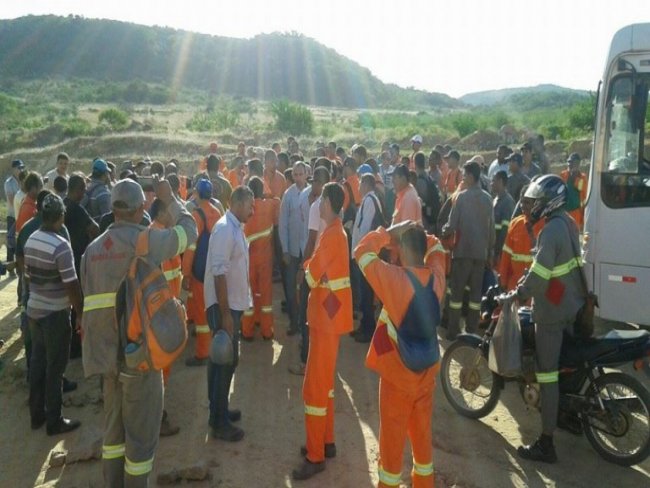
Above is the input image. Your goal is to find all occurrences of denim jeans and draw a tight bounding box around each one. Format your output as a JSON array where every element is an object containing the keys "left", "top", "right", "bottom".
[
  {"left": 29, "top": 309, "right": 71, "bottom": 426},
  {"left": 206, "top": 305, "right": 243, "bottom": 428},
  {"left": 285, "top": 255, "right": 302, "bottom": 332}
]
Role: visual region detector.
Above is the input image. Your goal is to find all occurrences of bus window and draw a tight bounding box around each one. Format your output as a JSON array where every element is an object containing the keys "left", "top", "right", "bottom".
[{"left": 602, "top": 75, "right": 650, "bottom": 208}]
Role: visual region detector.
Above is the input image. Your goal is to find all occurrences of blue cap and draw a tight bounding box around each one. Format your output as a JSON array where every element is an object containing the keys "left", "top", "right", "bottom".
[
  {"left": 196, "top": 179, "right": 213, "bottom": 199},
  {"left": 357, "top": 163, "right": 374, "bottom": 175},
  {"left": 92, "top": 158, "right": 111, "bottom": 174}
]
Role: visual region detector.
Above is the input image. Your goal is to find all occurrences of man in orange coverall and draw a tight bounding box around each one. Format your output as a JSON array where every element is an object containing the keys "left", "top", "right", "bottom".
[
  {"left": 182, "top": 179, "right": 222, "bottom": 366},
  {"left": 355, "top": 220, "right": 446, "bottom": 488},
  {"left": 292, "top": 182, "right": 353, "bottom": 481},
  {"left": 498, "top": 195, "right": 545, "bottom": 291},
  {"left": 560, "top": 152, "right": 588, "bottom": 231},
  {"left": 241, "top": 177, "right": 280, "bottom": 341}
]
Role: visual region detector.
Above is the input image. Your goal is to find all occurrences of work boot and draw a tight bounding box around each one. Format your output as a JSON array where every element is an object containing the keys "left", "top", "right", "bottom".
[
  {"left": 517, "top": 435, "right": 557, "bottom": 463},
  {"left": 288, "top": 362, "right": 306, "bottom": 376},
  {"left": 292, "top": 458, "right": 325, "bottom": 480},
  {"left": 185, "top": 356, "right": 208, "bottom": 367},
  {"left": 160, "top": 410, "right": 180, "bottom": 437},
  {"left": 211, "top": 423, "right": 244, "bottom": 442},
  {"left": 47, "top": 417, "right": 81, "bottom": 436},
  {"left": 62, "top": 377, "right": 77, "bottom": 393},
  {"left": 228, "top": 409, "right": 241, "bottom": 422},
  {"left": 300, "top": 443, "right": 337, "bottom": 458}
]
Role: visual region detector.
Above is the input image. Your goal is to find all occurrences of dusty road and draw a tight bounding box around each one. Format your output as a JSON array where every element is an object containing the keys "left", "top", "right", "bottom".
[{"left": 1, "top": 270, "right": 649, "bottom": 487}]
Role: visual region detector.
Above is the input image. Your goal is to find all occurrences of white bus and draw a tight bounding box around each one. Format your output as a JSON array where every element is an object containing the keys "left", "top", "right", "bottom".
[{"left": 584, "top": 23, "right": 650, "bottom": 327}]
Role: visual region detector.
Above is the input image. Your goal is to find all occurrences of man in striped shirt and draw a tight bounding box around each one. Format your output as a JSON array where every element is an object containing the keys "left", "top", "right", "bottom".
[{"left": 24, "top": 194, "right": 83, "bottom": 436}]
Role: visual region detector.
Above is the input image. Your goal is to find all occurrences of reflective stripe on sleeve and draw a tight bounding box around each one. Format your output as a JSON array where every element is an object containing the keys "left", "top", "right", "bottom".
[
  {"left": 83, "top": 292, "right": 116, "bottom": 312},
  {"left": 358, "top": 252, "right": 378, "bottom": 273},
  {"left": 173, "top": 225, "right": 188, "bottom": 255},
  {"left": 246, "top": 226, "right": 273, "bottom": 244},
  {"left": 531, "top": 257, "right": 582, "bottom": 280}
]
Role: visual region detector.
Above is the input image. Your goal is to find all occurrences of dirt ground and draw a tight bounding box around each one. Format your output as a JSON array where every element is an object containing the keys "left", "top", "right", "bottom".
[{"left": 1, "top": 263, "right": 650, "bottom": 487}]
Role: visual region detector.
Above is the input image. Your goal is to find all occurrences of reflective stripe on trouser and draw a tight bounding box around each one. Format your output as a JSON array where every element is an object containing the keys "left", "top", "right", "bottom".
[
  {"left": 303, "top": 329, "right": 340, "bottom": 463},
  {"left": 448, "top": 258, "right": 485, "bottom": 338},
  {"left": 535, "top": 320, "right": 572, "bottom": 435},
  {"left": 378, "top": 377, "right": 434, "bottom": 488},
  {"left": 189, "top": 277, "right": 211, "bottom": 359},
  {"left": 102, "top": 368, "right": 163, "bottom": 488},
  {"left": 242, "top": 258, "right": 274, "bottom": 338}
]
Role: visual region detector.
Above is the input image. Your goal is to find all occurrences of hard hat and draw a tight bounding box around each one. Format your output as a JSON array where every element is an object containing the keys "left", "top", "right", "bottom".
[
  {"left": 524, "top": 174, "right": 567, "bottom": 223},
  {"left": 209, "top": 330, "right": 233, "bottom": 365}
]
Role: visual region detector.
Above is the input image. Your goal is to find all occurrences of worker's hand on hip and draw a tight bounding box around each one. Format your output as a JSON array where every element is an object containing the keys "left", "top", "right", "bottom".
[
  {"left": 221, "top": 312, "right": 234, "bottom": 338},
  {"left": 154, "top": 176, "right": 173, "bottom": 204}
]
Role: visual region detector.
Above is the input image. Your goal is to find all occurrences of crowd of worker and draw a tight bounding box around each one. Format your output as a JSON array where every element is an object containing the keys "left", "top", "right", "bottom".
[{"left": 2, "top": 134, "right": 589, "bottom": 486}]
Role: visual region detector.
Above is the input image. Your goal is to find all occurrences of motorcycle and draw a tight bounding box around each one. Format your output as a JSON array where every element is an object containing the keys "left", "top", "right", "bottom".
[{"left": 440, "top": 286, "right": 650, "bottom": 466}]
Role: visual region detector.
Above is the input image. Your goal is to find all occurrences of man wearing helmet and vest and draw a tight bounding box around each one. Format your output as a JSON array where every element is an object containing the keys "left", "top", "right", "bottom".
[{"left": 514, "top": 174, "right": 585, "bottom": 464}]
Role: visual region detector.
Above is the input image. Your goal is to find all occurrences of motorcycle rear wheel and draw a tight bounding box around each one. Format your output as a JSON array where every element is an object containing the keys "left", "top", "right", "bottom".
[
  {"left": 582, "top": 372, "right": 650, "bottom": 466},
  {"left": 440, "top": 340, "right": 501, "bottom": 419}
]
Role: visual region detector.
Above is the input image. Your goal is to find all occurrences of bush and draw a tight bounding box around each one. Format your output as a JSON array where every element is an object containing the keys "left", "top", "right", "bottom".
[
  {"left": 447, "top": 113, "right": 479, "bottom": 138},
  {"left": 186, "top": 107, "right": 240, "bottom": 132},
  {"left": 61, "top": 118, "right": 92, "bottom": 138},
  {"left": 269, "top": 100, "right": 314, "bottom": 135},
  {"left": 98, "top": 107, "right": 129, "bottom": 131}
]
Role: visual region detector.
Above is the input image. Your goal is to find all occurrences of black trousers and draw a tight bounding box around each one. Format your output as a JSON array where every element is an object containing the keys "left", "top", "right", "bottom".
[{"left": 29, "top": 309, "right": 72, "bottom": 426}]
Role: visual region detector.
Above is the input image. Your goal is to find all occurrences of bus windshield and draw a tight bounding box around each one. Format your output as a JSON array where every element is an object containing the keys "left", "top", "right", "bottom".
[{"left": 602, "top": 73, "right": 650, "bottom": 208}]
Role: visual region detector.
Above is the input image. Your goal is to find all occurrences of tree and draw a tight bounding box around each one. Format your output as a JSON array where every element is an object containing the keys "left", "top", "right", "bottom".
[{"left": 269, "top": 100, "right": 314, "bottom": 135}]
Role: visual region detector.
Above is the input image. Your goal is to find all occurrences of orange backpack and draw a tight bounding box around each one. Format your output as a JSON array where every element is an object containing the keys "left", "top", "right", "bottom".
[{"left": 116, "top": 229, "right": 188, "bottom": 371}]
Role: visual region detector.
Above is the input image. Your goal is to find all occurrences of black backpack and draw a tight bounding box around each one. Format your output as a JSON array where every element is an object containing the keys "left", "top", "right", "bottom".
[
  {"left": 191, "top": 208, "right": 210, "bottom": 283},
  {"left": 417, "top": 173, "right": 441, "bottom": 226}
]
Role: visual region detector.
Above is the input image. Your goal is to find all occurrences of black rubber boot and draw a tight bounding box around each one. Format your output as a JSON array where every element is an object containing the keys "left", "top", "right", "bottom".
[{"left": 517, "top": 434, "right": 557, "bottom": 463}]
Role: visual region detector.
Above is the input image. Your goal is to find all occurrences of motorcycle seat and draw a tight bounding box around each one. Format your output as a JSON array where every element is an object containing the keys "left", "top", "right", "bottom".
[{"left": 560, "top": 329, "right": 650, "bottom": 367}]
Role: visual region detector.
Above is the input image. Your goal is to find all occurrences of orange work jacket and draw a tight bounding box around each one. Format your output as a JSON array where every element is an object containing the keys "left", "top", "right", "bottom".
[
  {"left": 342, "top": 174, "right": 361, "bottom": 211},
  {"left": 244, "top": 198, "right": 280, "bottom": 264},
  {"left": 498, "top": 215, "right": 544, "bottom": 291},
  {"left": 304, "top": 219, "right": 353, "bottom": 335},
  {"left": 392, "top": 184, "right": 422, "bottom": 225},
  {"left": 444, "top": 167, "right": 462, "bottom": 196},
  {"left": 181, "top": 200, "right": 222, "bottom": 279},
  {"left": 355, "top": 227, "right": 445, "bottom": 393},
  {"left": 150, "top": 221, "right": 182, "bottom": 298},
  {"left": 264, "top": 170, "right": 287, "bottom": 199}
]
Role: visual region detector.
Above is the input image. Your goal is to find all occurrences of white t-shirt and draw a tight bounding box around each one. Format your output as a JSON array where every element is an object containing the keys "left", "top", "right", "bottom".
[
  {"left": 308, "top": 196, "right": 326, "bottom": 238},
  {"left": 45, "top": 168, "right": 69, "bottom": 190}
]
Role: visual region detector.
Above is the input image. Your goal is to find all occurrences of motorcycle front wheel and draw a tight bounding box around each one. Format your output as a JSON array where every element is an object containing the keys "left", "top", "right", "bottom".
[
  {"left": 582, "top": 372, "right": 650, "bottom": 466},
  {"left": 440, "top": 340, "right": 501, "bottom": 419}
]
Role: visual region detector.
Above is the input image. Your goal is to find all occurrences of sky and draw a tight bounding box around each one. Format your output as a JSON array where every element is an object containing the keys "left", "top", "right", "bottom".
[{"left": 3, "top": 0, "right": 650, "bottom": 98}]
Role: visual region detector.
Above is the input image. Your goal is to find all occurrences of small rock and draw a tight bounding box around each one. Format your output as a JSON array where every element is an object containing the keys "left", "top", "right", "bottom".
[
  {"left": 66, "top": 427, "right": 103, "bottom": 463},
  {"left": 157, "top": 468, "right": 181, "bottom": 485},
  {"left": 180, "top": 460, "right": 209, "bottom": 481},
  {"left": 49, "top": 451, "right": 66, "bottom": 468}
]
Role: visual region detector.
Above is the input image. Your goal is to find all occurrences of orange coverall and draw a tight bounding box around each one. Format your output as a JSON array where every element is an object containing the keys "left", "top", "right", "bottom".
[
  {"left": 242, "top": 197, "right": 280, "bottom": 339},
  {"left": 302, "top": 219, "right": 353, "bottom": 463},
  {"left": 150, "top": 221, "right": 182, "bottom": 383},
  {"left": 498, "top": 215, "right": 544, "bottom": 291},
  {"left": 264, "top": 169, "right": 287, "bottom": 199},
  {"left": 355, "top": 227, "right": 446, "bottom": 488},
  {"left": 443, "top": 167, "right": 461, "bottom": 196},
  {"left": 392, "top": 184, "right": 423, "bottom": 225},
  {"left": 181, "top": 200, "right": 222, "bottom": 359},
  {"left": 342, "top": 174, "right": 361, "bottom": 211},
  {"left": 560, "top": 169, "right": 588, "bottom": 231}
]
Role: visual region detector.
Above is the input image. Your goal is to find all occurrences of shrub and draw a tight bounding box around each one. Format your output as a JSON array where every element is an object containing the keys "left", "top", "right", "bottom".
[
  {"left": 98, "top": 107, "right": 129, "bottom": 131},
  {"left": 269, "top": 100, "right": 314, "bottom": 135}
]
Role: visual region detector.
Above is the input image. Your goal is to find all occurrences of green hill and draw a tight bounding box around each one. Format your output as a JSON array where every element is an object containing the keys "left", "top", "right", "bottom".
[
  {"left": 0, "top": 15, "right": 460, "bottom": 110},
  {"left": 460, "top": 84, "right": 590, "bottom": 107}
]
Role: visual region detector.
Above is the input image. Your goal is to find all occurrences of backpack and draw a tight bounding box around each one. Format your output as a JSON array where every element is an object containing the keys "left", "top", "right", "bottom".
[
  {"left": 116, "top": 229, "right": 187, "bottom": 371},
  {"left": 357, "top": 193, "right": 386, "bottom": 231},
  {"left": 396, "top": 269, "right": 441, "bottom": 372},
  {"left": 191, "top": 207, "right": 210, "bottom": 283},
  {"left": 417, "top": 173, "right": 441, "bottom": 225}
]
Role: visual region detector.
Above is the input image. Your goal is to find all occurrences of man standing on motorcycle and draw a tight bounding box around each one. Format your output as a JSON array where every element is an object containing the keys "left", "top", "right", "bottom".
[{"left": 515, "top": 174, "right": 585, "bottom": 463}]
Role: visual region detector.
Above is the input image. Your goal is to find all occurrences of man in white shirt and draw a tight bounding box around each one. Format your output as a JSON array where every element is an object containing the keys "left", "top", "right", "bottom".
[
  {"left": 289, "top": 166, "right": 330, "bottom": 375},
  {"left": 487, "top": 145, "right": 510, "bottom": 179},
  {"left": 45, "top": 153, "right": 70, "bottom": 191},
  {"left": 351, "top": 174, "right": 385, "bottom": 342},
  {"left": 205, "top": 186, "right": 254, "bottom": 442}
]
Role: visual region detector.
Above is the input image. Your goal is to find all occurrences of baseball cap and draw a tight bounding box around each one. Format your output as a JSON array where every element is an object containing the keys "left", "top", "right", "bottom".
[
  {"left": 506, "top": 153, "right": 523, "bottom": 166},
  {"left": 357, "top": 163, "right": 374, "bottom": 175},
  {"left": 42, "top": 193, "right": 65, "bottom": 216},
  {"left": 567, "top": 152, "right": 581, "bottom": 163},
  {"left": 411, "top": 134, "right": 423, "bottom": 144},
  {"left": 93, "top": 158, "right": 112, "bottom": 174},
  {"left": 196, "top": 178, "right": 213, "bottom": 199},
  {"left": 444, "top": 150, "right": 460, "bottom": 160},
  {"left": 111, "top": 179, "right": 145, "bottom": 210},
  {"left": 11, "top": 159, "right": 25, "bottom": 169}
]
